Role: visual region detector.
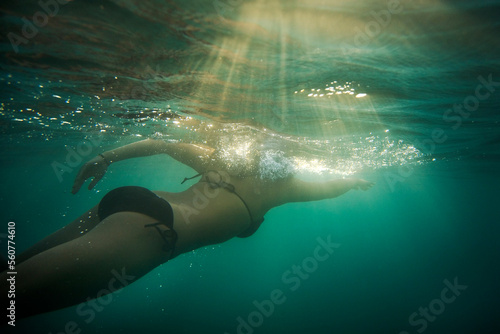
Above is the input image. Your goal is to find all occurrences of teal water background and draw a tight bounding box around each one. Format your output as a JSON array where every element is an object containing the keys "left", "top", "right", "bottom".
[{"left": 1, "top": 0, "right": 500, "bottom": 333}]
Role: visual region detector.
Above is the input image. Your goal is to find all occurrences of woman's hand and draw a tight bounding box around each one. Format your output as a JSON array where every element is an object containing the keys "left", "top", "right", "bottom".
[
  {"left": 352, "top": 179, "right": 375, "bottom": 191},
  {"left": 71, "top": 155, "right": 109, "bottom": 194}
]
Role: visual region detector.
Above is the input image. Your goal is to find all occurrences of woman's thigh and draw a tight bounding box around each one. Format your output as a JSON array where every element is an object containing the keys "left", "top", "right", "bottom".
[{"left": 17, "top": 205, "right": 101, "bottom": 263}]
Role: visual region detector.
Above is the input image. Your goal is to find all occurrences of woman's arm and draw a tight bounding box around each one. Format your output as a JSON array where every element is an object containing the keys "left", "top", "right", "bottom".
[
  {"left": 72, "top": 139, "right": 215, "bottom": 194},
  {"left": 271, "top": 177, "right": 374, "bottom": 206},
  {"left": 100, "top": 139, "right": 214, "bottom": 170}
]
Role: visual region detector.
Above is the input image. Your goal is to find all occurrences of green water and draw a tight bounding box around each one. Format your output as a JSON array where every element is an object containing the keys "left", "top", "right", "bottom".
[
  {"left": 1, "top": 0, "right": 500, "bottom": 333},
  {"left": 2, "top": 149, "right": 498, "bottom": 333}
]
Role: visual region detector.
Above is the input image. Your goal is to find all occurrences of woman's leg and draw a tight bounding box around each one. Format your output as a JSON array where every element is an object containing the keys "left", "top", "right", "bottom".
[
  {"left": 16, "top": 206, "right": 100, "bottom": 264},
  {"left": 1, "top": 211, "right": 172, "bottom": 319}
]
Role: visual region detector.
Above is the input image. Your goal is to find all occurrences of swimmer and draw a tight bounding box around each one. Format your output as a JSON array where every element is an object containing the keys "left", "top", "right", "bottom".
[{"left": 0, "top": 139, "right": 373, "bottom": 319}]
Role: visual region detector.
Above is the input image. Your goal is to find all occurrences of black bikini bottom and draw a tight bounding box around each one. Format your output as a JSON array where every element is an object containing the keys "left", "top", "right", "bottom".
[{"left": 97, "top": 186, "right": 177, "bottom": 256}]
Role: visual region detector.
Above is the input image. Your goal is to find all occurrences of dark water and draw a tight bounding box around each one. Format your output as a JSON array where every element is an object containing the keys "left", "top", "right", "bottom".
[{"left": 1, "top": 0, "right": 500, "bottom": 333}]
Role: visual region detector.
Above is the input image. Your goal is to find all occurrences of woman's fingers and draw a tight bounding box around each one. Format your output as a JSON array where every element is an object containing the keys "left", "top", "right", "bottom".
[
  {"left": 361, "top": 180, "right": 375, "bottom": 190},
  {"left": 71, "top": 166, "right": 88, "bottom": 194},
  {"left": 355, "top": 179, "right": 375, "bottom": 191},
  {"left": 88, "top": 172, "right": 104, "bottom": 190},
  {"left": 71, "top": 159, "right": 107, "bottom": 194}
]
